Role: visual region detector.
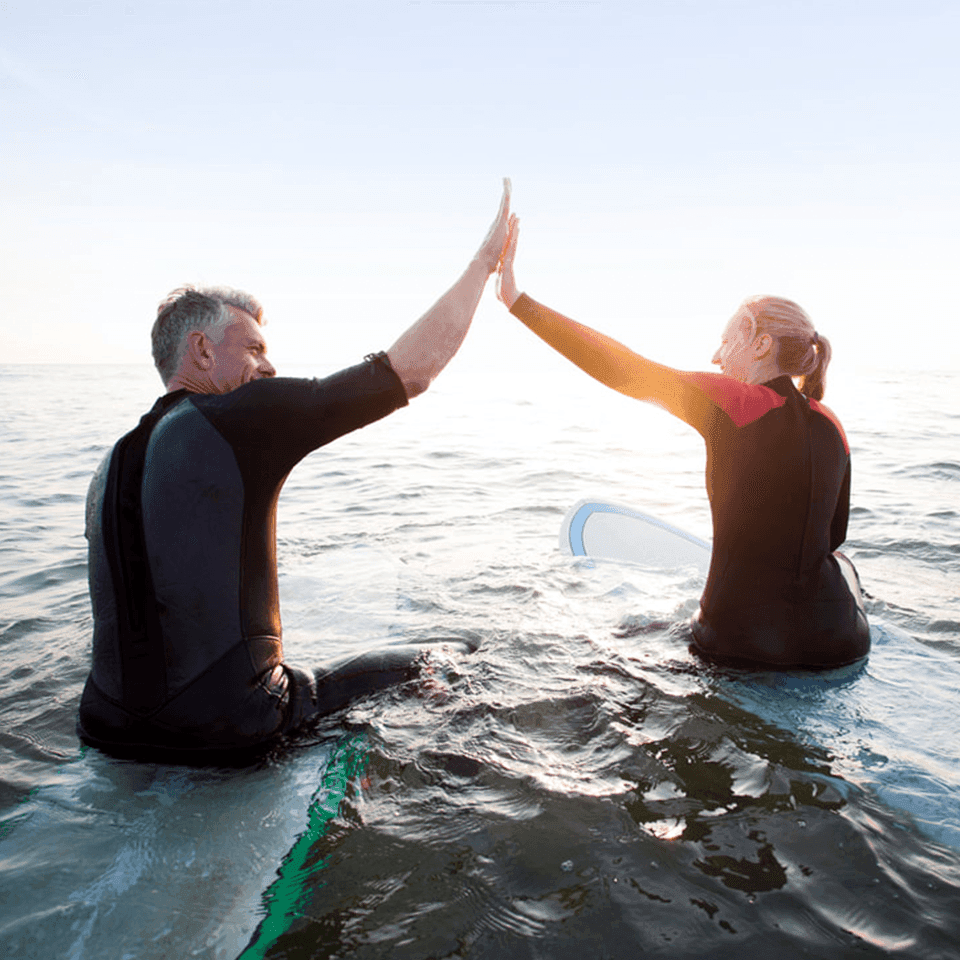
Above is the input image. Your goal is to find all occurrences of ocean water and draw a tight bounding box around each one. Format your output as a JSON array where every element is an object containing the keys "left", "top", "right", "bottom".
[{"left": 1, "top": 362, "right": 958, "bottom": 959}]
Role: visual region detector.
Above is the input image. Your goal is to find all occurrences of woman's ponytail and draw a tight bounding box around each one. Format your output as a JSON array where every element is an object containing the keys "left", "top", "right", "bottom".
[{"left": 739, "top": 296, "right": 831, "bottom": 400}]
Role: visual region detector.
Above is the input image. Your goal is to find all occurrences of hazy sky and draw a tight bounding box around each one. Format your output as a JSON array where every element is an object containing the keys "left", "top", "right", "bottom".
[{"left": 3, "top": 0, "right": 958, "bottom": 375}]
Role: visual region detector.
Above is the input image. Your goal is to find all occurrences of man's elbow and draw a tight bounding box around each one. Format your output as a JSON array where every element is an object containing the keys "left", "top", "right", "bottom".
[
  {"left": 400, "top": 374, "right": 430, "bottom": 400},
  {"left": 385, "top": 347, "right": 432, "bottom": 400}
]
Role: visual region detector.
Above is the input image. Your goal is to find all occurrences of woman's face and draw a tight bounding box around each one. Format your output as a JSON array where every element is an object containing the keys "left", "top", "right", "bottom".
[{"left": 711, "top": 315, "right": 755, "bottom": 382}]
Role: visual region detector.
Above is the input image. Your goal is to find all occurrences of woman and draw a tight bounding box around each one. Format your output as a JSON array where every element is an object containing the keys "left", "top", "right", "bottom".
[{"left": 497, "top": 215, "right": 869, "bottom": 669}]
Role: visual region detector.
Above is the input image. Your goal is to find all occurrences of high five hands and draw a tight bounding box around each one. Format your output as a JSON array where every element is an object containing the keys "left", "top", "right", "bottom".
[{"left": 470, "top": 176, "right": 519, "bottom": 308}]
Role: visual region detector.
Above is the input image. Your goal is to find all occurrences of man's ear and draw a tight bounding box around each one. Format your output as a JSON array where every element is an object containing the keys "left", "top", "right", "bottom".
[{"left": 185, "top": 330, "right": 213, "bottom": 369}]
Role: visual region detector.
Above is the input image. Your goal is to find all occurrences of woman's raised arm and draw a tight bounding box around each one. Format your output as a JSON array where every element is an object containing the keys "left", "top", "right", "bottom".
[{"left": 497, "top": 217, "right": 687, "bottom": 411}]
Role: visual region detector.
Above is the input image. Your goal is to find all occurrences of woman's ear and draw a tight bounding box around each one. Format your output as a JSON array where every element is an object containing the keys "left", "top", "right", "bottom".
[{"left": 754, "top": 332, "right": 774, "bottom": 359}]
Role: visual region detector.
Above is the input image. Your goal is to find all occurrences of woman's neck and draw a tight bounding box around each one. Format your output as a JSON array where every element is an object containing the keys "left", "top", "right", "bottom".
[{"left": 744, "top": 356, "right": 783, "bottom": 386}]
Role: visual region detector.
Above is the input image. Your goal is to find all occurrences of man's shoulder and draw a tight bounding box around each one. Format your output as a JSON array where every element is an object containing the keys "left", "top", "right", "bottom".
[
  {"left": 187, "top": 377, "right": 319, "bottom": 423},
  {"left": 194, "top": 361, "right": 407, "bottom": 417}
]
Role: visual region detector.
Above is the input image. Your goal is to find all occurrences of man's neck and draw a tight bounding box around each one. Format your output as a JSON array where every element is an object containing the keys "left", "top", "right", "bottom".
[{"left": 166, "top": 370, "right": 213, "bottom": 394}]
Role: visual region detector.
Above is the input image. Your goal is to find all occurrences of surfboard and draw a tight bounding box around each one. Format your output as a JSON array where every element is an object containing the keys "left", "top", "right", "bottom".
[
  {"left": 559, "top": 498, "right": 711, "bottom": 575},
  {"left": 1, "top": 543, "right": 399, "bottom": 960}
]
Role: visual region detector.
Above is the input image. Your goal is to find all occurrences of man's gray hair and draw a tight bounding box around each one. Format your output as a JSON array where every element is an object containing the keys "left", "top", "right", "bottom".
[{"left": 151, "top": 285, "right": 265, "bottom": 385}]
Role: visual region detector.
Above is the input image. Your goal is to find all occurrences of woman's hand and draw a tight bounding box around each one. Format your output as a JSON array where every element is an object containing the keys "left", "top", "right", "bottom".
[
  {"left": 496, "top": 214, "right": 520, "bottom": 309},
  {"left": 474, "top": 178, "right": 512, "bottom": 273}
]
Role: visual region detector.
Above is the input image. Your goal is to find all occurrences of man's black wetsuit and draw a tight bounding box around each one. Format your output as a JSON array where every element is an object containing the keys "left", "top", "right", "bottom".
[
  {"left": 78, "top": 354, "right": 434, "bottom": 762},
  {"left": 510, "top": 294, "right": 870, "bottom": 669}
]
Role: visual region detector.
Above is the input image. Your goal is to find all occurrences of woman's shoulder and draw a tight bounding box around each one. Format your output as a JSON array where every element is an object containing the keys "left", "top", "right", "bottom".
[
  {"left": 678, "top": 371, "right": 786, "bottom": 428},
  {"left": 807, "top": 397, "right": 849, "bottom": 453}
]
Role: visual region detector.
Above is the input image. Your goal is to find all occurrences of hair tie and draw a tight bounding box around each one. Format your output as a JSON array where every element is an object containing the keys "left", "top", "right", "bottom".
[{"left": 811, "top": 332, "right": 820, "bottom": 347}]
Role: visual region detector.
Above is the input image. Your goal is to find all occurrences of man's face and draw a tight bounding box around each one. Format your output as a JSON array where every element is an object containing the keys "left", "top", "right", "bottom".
[{"left": 207, "top": 308, "right": 276, "bottom": 394}]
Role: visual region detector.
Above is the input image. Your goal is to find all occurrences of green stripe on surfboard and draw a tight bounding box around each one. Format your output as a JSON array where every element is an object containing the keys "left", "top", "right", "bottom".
[{"left": 238, "top": 734, "right": 369, "bottom": 958}]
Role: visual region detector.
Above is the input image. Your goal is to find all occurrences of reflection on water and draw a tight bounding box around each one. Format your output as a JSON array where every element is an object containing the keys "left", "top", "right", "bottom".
[
  {"left": 241, "top": 619, "right": 960, "bottom": 958},
  {"left": 1, "top": 366, "right": 958, "bottom": 959}
]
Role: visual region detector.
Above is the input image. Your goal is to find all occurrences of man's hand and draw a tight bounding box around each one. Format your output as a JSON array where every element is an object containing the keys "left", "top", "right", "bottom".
[
  {"left": 474, "top": 178, "right": 512, "bottom": 273},
  {"left": 385, "top": 179, "right": 513, "bottom": 399}
]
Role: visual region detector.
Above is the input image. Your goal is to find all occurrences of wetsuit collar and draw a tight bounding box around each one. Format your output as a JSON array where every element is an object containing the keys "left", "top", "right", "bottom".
[
  {"left": 762, "top": 374, "right": 798, "bottom": 397},
  {"left": 153, "top": 389, "right": 190, "bottom": 411}
]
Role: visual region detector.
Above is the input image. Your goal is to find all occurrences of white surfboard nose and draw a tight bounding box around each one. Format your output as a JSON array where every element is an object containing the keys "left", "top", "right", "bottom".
[{"left": 559, "top": 498, "right": 711, "bottom": 576}]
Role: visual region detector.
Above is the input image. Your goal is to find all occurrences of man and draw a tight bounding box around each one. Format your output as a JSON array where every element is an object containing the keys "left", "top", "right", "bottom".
[{"left": 78, "top": 181, "right": 511, "bottom": 762}]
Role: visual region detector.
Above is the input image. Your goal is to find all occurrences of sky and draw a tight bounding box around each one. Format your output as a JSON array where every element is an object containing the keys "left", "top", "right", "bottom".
[{"left": 3, "top": 0, "right": 958, "bottom": 378}]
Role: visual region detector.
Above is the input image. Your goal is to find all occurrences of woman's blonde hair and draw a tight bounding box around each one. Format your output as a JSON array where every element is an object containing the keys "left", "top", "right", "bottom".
[{"left": 736, "top": 295, "right": 831, "bottom": 400}]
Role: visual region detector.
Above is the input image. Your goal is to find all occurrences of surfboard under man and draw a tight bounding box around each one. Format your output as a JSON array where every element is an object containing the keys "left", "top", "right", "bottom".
[{"left": 77, "top": 180, "right": 512, "bottom": 763}]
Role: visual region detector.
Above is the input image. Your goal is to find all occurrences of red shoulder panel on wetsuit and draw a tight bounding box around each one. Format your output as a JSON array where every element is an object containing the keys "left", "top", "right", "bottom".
[
  {"left": 807, "top": 398, "right": 850, "bottom": 454},
  {"left": 681, "top": 372, "right": 785, "bottom": 428}
]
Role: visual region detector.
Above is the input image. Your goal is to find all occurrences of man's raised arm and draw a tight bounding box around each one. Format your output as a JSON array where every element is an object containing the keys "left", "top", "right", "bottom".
[{"left": 386, "top": 179, "right": 511, "bottom": 399}]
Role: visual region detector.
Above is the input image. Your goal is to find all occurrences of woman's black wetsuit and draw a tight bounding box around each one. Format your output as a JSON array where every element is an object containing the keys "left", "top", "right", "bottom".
[{"left": 511, "top": 294, "right": 870, "bottom": 669}]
